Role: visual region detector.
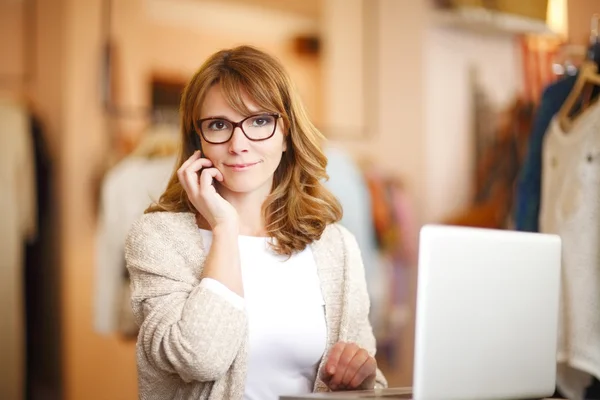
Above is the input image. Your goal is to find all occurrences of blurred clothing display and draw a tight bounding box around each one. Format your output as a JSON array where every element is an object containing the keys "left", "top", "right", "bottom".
[
  {"left": 0, "top": 97, "right": 37, "bottom": 400},
  {"left": 514, "top": 33, "right": 600, "bottom": 396},
  {"left": 539, "top": 101, "right": 600, "bottom": 400},
  {"left": 362, "top": 164, "right": 416, "bottom": 369},
  {"left": 514, "top": 75, "right": 577, "bottom": 232},
  {"left": 447, "top": 98, "right": 534, "bottom": 229},
  {"left": 94, "top": 127, "right": 177, "bottom": 337},
  {"left": 518, "top": 35, "right": 564, "bottom": 104}
]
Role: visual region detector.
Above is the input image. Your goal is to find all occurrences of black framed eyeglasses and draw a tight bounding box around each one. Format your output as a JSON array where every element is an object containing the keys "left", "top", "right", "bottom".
[{"left": 196, "top": 113, "right": 282, "bottom": 144}]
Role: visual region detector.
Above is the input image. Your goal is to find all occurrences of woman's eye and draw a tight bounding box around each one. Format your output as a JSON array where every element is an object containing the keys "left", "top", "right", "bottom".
[
  {"left": 251, "top": 116, "right": 273, "bottom": 126},
  {"left": 208, "top": 120, "right": 228, "bottom": 130}
]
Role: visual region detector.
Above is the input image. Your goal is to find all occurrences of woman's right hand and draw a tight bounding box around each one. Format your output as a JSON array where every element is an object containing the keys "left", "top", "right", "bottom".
[{"left": 177, "top": 150, "right": 239, "bottom": 230}]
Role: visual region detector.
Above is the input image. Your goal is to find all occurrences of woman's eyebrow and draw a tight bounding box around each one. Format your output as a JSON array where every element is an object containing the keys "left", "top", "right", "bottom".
[
  {"left": 201, "top": 111, "right": 268, "bottom": 120},
  {"left": 200, "top": 114, "right": 234, "bottom": 120}
]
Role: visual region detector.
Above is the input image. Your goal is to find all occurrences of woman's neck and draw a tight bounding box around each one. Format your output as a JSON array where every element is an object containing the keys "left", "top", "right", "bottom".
[{"left": 227, "top": 196, "right": 266, "bottom": 237}]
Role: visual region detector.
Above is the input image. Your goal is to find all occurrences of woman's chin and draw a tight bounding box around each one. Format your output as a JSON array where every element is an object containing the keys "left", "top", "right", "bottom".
[
  {"left": 216, "top": 179, "right": 255, "bottom": 194},
  {"left": 217, "top": 174, "right": 272, "bottom": 195}
]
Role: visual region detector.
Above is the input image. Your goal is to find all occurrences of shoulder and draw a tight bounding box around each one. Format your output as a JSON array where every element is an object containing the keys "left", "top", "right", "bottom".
[
  {"left": 315, "top": 223, "right": 361, "bottom": 258},
  {"left": 320, "top": 223, "right": 357, "bottom": 243},
  {"left": 126, "top": 211, "right": 198, "bottom": 252},
  {"left": 130, "top": 210, "right": 196, "bottom": 234},
  {"left": 125, "top": 211, "right": 205, "bottom": 280}
]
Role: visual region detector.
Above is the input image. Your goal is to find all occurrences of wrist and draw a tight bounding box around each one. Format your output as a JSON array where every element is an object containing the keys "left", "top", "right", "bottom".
[{"left": 213, "top": 221, "right": 239, "bottom": 237}]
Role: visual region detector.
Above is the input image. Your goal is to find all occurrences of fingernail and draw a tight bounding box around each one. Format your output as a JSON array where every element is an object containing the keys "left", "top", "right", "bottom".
[{"left": 329, "top": 366, "right": 335, "bottom": 375}]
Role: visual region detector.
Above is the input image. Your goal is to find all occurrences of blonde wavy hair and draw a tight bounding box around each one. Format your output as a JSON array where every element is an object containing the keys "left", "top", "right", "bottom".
[{"left": 147, "top": 45, "right": 342, "bottom": 256}]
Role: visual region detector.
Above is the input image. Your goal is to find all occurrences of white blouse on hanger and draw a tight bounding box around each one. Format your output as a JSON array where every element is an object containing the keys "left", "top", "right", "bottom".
[
  {"left": 94, "top": 154, "right": 176, "bottom": 334},
  {"left": 539, "top": 103, "right": 600, "bottom": 400},
  {"left": 0, "top": 97, "right": 37, "bottom": 400}
]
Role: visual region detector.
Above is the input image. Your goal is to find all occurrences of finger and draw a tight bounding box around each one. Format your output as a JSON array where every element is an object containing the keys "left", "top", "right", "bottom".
[
  {"left": 330, "top": 343, "right": 359, "bottom": 389},
  {"left": 199, "top": 164, "right": 224, "bottom": 183},
  {"left": 183, "top": 157, "right": 213, "bottom": 193},
  {"left": 185, "top": 157, "right": 213, "bottom": 174},
  {"left": 178, "top": 150, "right": 201, "bottom": 174},
  {"left": 182, "top": 159, "right": 212, "bottom": 198},
  {"left": 177, "top": 151, "right": 202, "bottom": 191},
  {"left": 182, "top": 165, "right": 201, "bottom": 199},
  {"left": 199, "top": 168, "right": 222, "bottom": 193},
  {"left": 341, "top": 348, "right": 369, "bottom": 388},
  {"left": 214, "top": 168, "right": 224, "bottom": 182},
  {"left": 349, "top": 356, "right": 377, "bottom": 389},
  {"left": 322, "top": 342, "right": 345, "bottom": 380}
]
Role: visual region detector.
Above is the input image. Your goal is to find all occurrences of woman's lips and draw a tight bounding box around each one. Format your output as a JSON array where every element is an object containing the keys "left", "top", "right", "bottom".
[{"left": 224, "top": 161, "right": 259, "bottom": 171}]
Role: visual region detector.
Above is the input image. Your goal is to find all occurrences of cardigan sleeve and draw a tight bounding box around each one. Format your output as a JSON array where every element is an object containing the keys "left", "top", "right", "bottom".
[
  {"left": 124, "top": 213, "right": 247, "bottom": 383},
  {"left": 338, "top": 225, "right": 388, "bottom": 390}
]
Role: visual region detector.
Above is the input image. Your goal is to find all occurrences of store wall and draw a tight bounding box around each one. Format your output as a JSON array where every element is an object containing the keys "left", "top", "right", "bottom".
[
  {"left": 0, "top": 2, "right": 25, "bottom": 82},
  {"left": 568, "top": 0, "right": 600, "bottom": 46},
  {"left": 423, "top": 28, "right": 522, "bottom": 223},
  {"left": 328, "top": 0, "right": 428, "bottom": 219},
  {"left": 111, "top": 0, "right": 322, "bottom": 142}
]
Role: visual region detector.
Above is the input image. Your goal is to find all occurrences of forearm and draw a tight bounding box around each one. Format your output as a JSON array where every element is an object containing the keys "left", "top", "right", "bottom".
[
  {"left": 201, "top": 223, "right": 244, "bottom": 297},
  {"left": 137, "top": 282, "right": 247, "bottom": 382},
  {"left": 125, "top": 213, "right": 247, "bottom": 383}
]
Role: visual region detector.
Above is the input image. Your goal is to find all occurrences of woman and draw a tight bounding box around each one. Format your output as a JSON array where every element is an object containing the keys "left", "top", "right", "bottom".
[{"left": 125, "top": 45, "right": 387, "bottom": 400}]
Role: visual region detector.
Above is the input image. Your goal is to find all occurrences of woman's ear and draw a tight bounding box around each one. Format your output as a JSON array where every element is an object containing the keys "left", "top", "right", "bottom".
[{"left": 282, "top": 135, "right": 288, "bottom": 153}]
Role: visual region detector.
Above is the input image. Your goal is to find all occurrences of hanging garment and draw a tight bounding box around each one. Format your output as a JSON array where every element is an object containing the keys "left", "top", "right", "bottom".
[
  {"left": 539, "top": 103, "right": 600, "bottom": 400},
  {"left": 514, "top": 75, "right": 577, "bottom": 232},
  {"left": 24, "top": 115, "right": 61, "bottom": 399},
  {"left": 94, "top": 153, "right": 176, "bottom": 336},
  {"left": 0, "top": 98, "right": 37, "bottom": 400}
]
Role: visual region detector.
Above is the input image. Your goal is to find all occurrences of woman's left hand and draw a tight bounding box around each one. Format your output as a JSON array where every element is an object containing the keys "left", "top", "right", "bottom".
[{"left": 320, "top": 341, "right": 377, "bottom": 391}]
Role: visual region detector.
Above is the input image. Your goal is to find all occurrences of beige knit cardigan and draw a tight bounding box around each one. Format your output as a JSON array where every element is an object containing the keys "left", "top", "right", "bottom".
[{"left": 125, "top": 211, "right": 388, "bottom": 400}]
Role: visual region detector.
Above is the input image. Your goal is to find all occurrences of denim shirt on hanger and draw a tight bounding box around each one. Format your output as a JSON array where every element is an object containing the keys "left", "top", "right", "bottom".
[{"left": 514, "top": 75, "right": 577, "bottom": 232}]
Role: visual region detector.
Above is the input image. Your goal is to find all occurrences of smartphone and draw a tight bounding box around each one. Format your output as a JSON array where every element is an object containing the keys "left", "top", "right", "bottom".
[
  {"left": 191, "top": 133, "right": 213, "bottom": 184},
  {"left": 192, "top": 133, "right": 202, "bottom": 152}
]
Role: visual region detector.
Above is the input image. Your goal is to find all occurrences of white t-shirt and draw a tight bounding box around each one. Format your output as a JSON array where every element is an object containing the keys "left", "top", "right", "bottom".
[
  {"left": 198, "top": 230, "right": 327, "bottom": 400},
  {"left": 539, "top": 105, "right": 600, "bottom": 400}
]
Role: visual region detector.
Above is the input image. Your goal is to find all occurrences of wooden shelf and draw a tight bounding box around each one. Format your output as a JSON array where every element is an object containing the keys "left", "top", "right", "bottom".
[{"left": 431, "top": 7, "right": 559, "bottom": 37}]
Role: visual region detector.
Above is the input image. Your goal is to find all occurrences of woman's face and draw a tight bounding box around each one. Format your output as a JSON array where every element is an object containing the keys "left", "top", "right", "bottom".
[{"left": 198, "top": 83, "right": 287, "bottom": 197}]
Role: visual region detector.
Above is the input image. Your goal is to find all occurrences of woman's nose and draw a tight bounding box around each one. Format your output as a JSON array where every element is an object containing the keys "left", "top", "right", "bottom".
[{"left": 228, "top": 126, "right": 249, "bottom": 154}]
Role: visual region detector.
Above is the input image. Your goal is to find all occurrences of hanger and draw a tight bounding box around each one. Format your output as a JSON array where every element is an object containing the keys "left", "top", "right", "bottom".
[
  {"left": 557, "top": 14, "right": 600, "bottom": 133},
  {"left": 552, "top": 44, "right": 586, "bottom": 77},
  {"left": 557, "top": 61, "right": 600, "bottom": 132},
  {"left": 587, "top": 14, "right": 600, "bottom": 69}
]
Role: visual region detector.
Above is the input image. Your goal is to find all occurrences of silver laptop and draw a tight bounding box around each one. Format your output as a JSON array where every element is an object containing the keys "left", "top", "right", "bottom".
[{"left": 281, "top": 225, "right": 562, "bottom": 400}]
